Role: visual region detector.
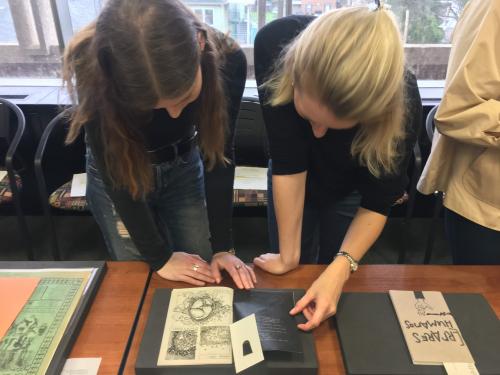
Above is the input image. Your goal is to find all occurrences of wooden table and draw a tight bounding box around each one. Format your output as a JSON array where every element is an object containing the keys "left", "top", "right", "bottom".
[
  {"left": 69, "top": 261, "right": 150, "bottom": 374},
  {"left": 122, "top": 265, "right": 500, "bottom": 375}
]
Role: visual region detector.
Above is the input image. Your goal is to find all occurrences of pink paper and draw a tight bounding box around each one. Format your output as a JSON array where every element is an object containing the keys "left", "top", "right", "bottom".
[{"left": 0, "top": 277, "right": 41, "bottom": 340}]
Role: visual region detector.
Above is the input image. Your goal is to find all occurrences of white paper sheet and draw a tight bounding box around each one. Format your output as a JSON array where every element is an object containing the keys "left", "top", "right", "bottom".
[
  {"left": 230, "top": 314, "right": 264, "bottom": 374},
  {"left": 234, "top": 167, "right": 267, "bottom": 191},
  {"left": 443, "top": 362, "right": 480, "bottom": 375},
  {"left": 61, "top": 358, "right": 101, "bottom": 375},
  {"left": 70, "top": 173, "right": 87, "bottom": 197},
  {"left": 0, "top": 171, "right": 7, "bottom": 182}
]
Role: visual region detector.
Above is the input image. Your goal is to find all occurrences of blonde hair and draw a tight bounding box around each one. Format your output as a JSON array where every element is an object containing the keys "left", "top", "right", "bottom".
[{"left": 266, "top": 7, "right": 406, "bottom": 177}]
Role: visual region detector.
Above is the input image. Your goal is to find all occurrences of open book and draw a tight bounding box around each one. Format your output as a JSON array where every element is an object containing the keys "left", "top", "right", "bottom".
[{"left": 157, "top": 287, "right": 302, "bottom": 366}]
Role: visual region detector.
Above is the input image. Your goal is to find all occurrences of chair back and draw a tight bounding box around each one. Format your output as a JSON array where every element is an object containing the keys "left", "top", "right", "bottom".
[
  {"left": 34, "top": 107, "right": 85, "bottom": 195},
  {"left": 425, "top": 105, "right": 439, "bottom": 142},
  {"left": 235, "top": 97, "right": 269, "bottom": 167},
  {"left": 0, "top": 98, "right": 26, "bottom": 175}
]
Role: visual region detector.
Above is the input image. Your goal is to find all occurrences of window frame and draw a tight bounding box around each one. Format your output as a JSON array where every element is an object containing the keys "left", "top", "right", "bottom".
[{"left": 0, "top": 0, "right": 449, "bottom": 105}]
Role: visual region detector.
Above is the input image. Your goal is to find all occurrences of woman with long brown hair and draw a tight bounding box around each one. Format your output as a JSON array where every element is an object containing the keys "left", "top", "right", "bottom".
[{"left": 63, "top": 0, "right": 255, "bottom": 288}]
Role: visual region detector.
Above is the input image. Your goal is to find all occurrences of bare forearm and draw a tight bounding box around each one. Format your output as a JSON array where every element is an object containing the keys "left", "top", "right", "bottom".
[
  {"left": 331, "top": 207, "right": 387, "bottom": 273},
  {"left": 273, "top": 172, "right": 307, "bottom": 266}
]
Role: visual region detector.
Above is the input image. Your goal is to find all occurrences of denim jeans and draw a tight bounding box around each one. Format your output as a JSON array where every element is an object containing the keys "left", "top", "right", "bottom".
[
  {"left": 267, "top": 160, "right": 361, "bottom": 264},
  {"left": 86, "top": 147, "right": 212, "bottom": 261}
]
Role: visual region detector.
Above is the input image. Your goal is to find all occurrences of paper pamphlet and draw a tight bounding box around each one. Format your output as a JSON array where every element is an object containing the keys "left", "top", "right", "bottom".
[
  {"left": 389, "top": 290, "right": 474, "bottom": 366},
  {"left": 70, "top": 173, "right": 87, "bottom": 197},
  {"left": 0, "top": 269, "right": 93, "bottom": 375},
  {"left": 158, "top": 287, "right": 233, "bottom": 366},
  {"left": 234, "top": 167, "right": 267, "bottom": 191},
  {"left": 443, "top": 362, "right": 480, "bottom": 375},
  {"left": 61, "top": 358, "right": 101, "bottom": 375},
  {"left": 0, "top": 278, "right": 40, "bottom": 340}
]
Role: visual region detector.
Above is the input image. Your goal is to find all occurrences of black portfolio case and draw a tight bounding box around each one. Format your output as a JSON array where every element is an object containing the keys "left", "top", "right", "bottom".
[
  {"left": 135, "top": 288, "right": 318, "bottom": 375},
  {"left": 335, "top": 292, "right": 500, "bottom": 375}
]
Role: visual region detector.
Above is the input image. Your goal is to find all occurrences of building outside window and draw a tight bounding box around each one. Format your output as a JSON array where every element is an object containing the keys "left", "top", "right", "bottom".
[{"left": 0, "top": 0, "right": 470, "bottom": 81}]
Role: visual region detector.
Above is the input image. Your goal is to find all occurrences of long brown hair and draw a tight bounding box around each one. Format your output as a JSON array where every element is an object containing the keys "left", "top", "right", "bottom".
[{"left": 63, "top": 0, "right": 229, "bottom": 198}]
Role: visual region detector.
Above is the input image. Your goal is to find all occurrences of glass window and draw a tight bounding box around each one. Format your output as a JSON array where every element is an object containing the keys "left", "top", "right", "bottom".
[
  {"left": 204, "top": 9, "right": 214, "bottom": 25},
  {"left": 0, "top": 0, "right": 62, "bottom": 78},
  {"left": 0, "top": 0, "right": 471, "bottom": 81},
  {"left": 0, "top": 0, "right": 17, "bottom": 44},
  {"left": 68, "top": 0, "right": 104, "bottom": 33},
  {"left": 194, "top": 8, "right": 204, "bottom": 19}
]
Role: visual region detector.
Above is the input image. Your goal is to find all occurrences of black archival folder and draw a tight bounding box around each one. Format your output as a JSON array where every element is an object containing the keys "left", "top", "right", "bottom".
[
  {"left": 135, "top": 288, "right": 318, "bottom": 375},
  {"left": 335, "top": 292, "right": 500, "bottom": 375}
]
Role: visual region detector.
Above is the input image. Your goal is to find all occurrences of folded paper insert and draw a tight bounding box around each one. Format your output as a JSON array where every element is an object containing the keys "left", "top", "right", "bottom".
[{"left": 230, "top": 314, "right": 264, "bottom": 373}]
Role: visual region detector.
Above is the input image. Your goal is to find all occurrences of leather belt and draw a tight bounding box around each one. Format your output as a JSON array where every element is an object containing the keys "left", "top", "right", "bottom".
[{"left": 147, "top": 131, "right": 197, "bottom": 165}]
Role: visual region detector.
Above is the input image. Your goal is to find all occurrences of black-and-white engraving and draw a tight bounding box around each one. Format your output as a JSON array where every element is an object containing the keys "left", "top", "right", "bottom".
[
  {"left": 200, "top": 326, "right": 231, "bottom": 347},
  {"left": 165, "top": 330, "right": 197, "bottom": 360},
  {"left": 158, "top": 287, "right": 234, "bottom": 365},
  {"left": 174, "top": 292, "right": 232, "bottom": 325}
]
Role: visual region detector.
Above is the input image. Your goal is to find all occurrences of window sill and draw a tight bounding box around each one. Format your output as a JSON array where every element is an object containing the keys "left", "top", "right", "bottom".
[{"left": 0, "top": 78, "right": 443, "bottom": 106}]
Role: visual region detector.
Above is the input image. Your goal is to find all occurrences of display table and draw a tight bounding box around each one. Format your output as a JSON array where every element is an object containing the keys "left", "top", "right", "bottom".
[
  {"left": 122, "top": 265, "right": 500, "bottom": 375},
  {"left": 68, "top": 261, "right": 150, "bottom": 374}
]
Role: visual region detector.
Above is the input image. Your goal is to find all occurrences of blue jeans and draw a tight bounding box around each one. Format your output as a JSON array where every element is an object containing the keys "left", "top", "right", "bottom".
[
  {"left": 86, "top": 147, "right": 212, "bottom": 261},
  {"left": 267, "top": 160, "right": 361, "bottom": 264}
]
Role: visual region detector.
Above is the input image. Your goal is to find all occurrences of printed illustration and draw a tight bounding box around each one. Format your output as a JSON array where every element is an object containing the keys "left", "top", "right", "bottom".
[
  {"left": 158, "top": 287, "right": 234, "bottom": 366},
  {"left": 173, "top": 291, "right": 232, "bottom": 326},
  {"left": 165, "top": 330, "right": 197, "bottom": 360},
  {"left": 414, "top": 298, "right": 433, "bottom": 316},
  {"left": 200, "top": 326, "right": 231, "bottom": 347},
  {"left": 0, "top": 316, "right": 47, "bottom": 371}
]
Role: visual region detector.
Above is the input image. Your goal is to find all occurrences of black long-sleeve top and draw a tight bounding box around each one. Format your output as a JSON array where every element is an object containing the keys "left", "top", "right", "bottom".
[
  {"left": 85, "top": 46, "right": 247, "bottom": 271},
  {"left": 254, "top": 15, "right": 422, "bottom": 215}
]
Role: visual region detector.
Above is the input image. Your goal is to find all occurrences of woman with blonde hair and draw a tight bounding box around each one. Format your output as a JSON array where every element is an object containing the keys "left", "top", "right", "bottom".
[
  {"left": 63, "top": 0, "right": 256, "bottom": 288},
  {"left": 254, "top": 5, "right": 422, "bottom": 329}
]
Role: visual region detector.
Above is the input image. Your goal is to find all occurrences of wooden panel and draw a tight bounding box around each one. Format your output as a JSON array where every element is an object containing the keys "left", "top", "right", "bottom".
[{"left": 69, "top": 261, "right": 150, "bottom": 375}]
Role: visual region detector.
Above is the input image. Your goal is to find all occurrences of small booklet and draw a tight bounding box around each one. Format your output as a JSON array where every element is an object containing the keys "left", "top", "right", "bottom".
[{"left": 157, "top": 287, "right": 302, "bottom": 366}]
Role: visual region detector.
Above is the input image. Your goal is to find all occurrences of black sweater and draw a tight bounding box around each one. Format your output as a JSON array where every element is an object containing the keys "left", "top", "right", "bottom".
[
  {"left": 254, "top": 16, "right": 422, "bottom": 215},
  {"left": 85, "top": 47, "right": 247, "bottom": 271}
]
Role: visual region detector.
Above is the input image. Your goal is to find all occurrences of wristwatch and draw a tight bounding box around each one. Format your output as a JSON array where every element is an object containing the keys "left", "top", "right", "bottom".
[{"left": 335, "top": 251, "right": 359, "bottom": 273}]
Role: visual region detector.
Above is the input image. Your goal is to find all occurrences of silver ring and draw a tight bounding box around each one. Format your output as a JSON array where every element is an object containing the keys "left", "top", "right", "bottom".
[
  {"left": 192, "top": 264, "right": 200, "bottom": 272},
  {"left": 235, "top": 264, "right": 242, "bottom": 270}
]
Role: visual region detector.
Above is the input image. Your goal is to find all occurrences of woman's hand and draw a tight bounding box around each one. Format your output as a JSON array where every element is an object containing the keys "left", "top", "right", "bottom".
[
  {"left": 289, "top": 257, "right": 351, "bottom": 331},
  {"left": 211, "top": 252, "right": 257, "bottom": 289},
  {"left": 156, "top": 252, "right": 215, "bottom": 286},
  {"left": 253, "top": 253, "right": 298, "bottom": 275}
]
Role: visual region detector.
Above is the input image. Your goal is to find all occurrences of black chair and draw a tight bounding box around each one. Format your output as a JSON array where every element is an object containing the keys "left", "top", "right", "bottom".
[
  {"left": 422, "top": 104, "right": 443, "bottom": 264},
  {"left": 0, "top": 98, "right": 34, "bottom": 259},
  {"left": 233, "top": 96, "right": 270, "bottom": 208},
  {"left": 34, "top": 107, "right": 88, "bottom": 260},
  {"left": 235, "top": 96, "right": 269, "bottom": 167}
]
